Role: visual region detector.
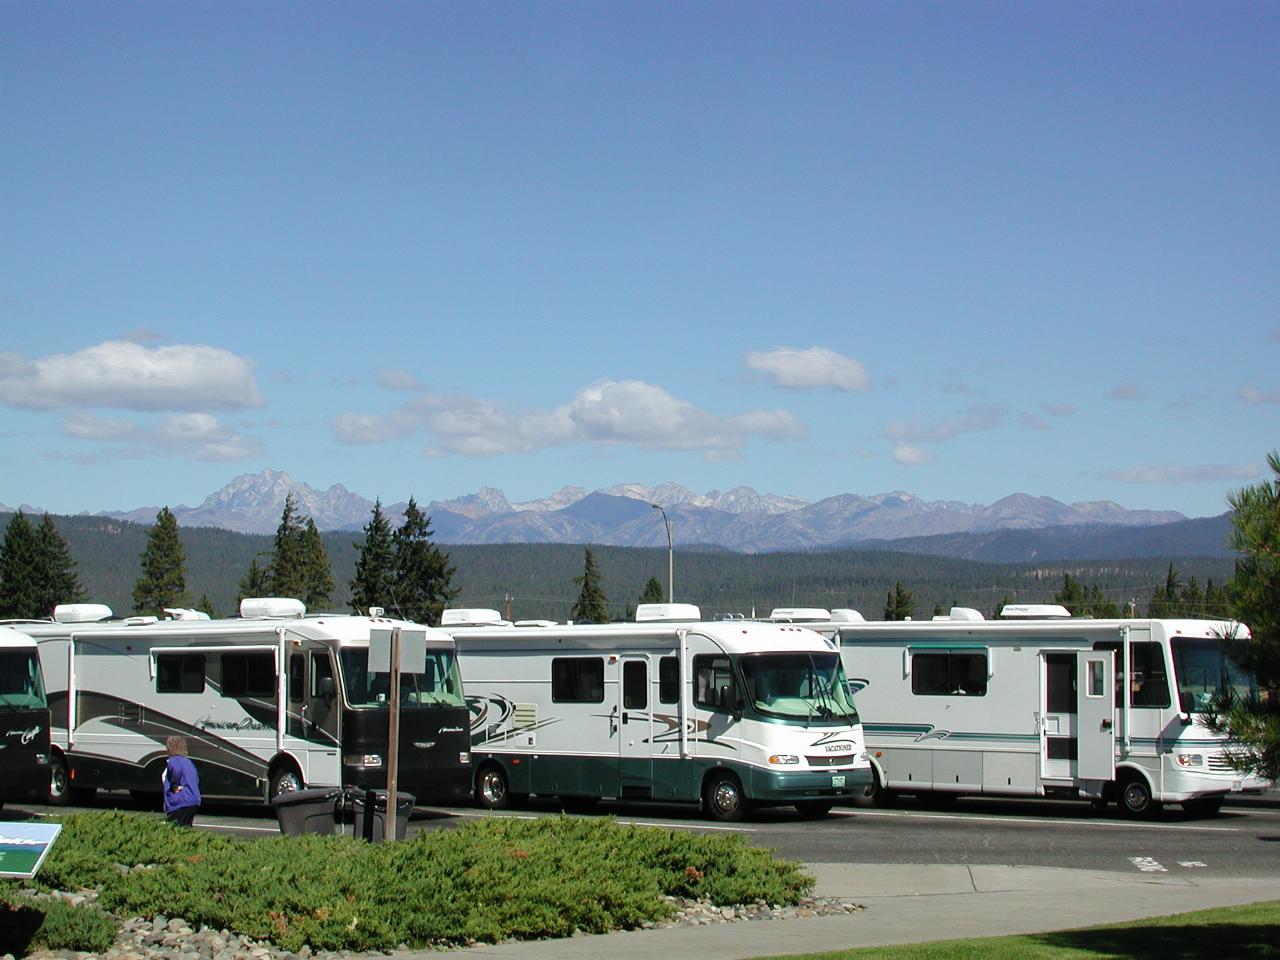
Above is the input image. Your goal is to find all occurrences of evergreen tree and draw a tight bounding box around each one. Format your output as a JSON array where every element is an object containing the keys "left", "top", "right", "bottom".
[
  {"left": 350, "top": 500, "right": 396, "bottom": 615},
  {"left": 300, "top": 518, "right": 334, "bottom": 610},
  {"left": 1211, "top": 451, "right": 1280, "bottom": 779},
  {"left": 269, "top": 493, "right": 309, "bottom": 599},
  {"left": 570, "top": 547, "right": 609, "bottom": 623},
  {"left": 196, "top": 594, "right": 217, "bottom": 618},
  {"left": 0, "top": 511, "right": 43, "bottom": 618},
  {"left": 35, "top": 513, "right": 86, "bottom": 612},
  {"left": 883, "top": 581, "right": 914, "bottom": 621},
  {"left": 1146, "top": 563, "right": 1181, "bottom": 617},
  {"left": 1204, "top": 578, "right": 1230, "bottom": 618},
  {"left": 392, "top": 497, "right": 457, "bottom": 625},
  {"left": 639, "top": 576, "right": 665, "bottom": 605},
  {"left": 132, "top": 507, "right": 191, "bottom": 616},
  {"left": 991, "top": 594, "right": 1016, "bottom": 619},
  {"left": 237, "top": 557, "right": 272, "bottom": 604}
]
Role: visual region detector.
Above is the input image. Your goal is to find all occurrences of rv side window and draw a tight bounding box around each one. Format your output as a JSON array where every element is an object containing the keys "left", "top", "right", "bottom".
[
  {"left": 288, "top": 653, "right": 304, "bottom": 703},
  {"left": 311, "top": 652, "right": 335, "bottom": 697},
  {"left": 221, "top": 652, "right": 276, "bottom": 699},
  {"left": 551, "top": 657, "right": 604, "bottom": 703},
  {"left": 623, "top": 660, "right": 647, "bottom": 709},
  {"left": 1129, "top": 642, "right": 1170, "bottom": 708},
  {"left": 694, "top": 655, "right": 739, "bottom": 712},
  {"left": 156, "top": 653, "right": 205, "bottom": 694},
  {"left": 658, "top": 656, "right": 679, "bottom": 704},
  {"left": 910, "top": 651, "right": 987, "bottom": 697}
]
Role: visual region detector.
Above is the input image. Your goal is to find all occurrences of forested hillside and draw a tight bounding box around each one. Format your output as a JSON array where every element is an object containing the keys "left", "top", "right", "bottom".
[{"left": 5, "top": 512, "right": 1236, "bottom": 623}]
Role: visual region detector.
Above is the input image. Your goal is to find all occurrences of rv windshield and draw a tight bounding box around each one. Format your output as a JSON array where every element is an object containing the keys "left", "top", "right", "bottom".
[
  {"left": 0, "top": 651, "right": 46, "bottom": 710},
  {"left": 339, "top": 649, "right": 466, "bottom": 708},
  {"left": 740, "top": 652, "right": 860, "bottom": 725},
  {"left": 1171, "top": 637, "right": 1255, "bottom": 712}
]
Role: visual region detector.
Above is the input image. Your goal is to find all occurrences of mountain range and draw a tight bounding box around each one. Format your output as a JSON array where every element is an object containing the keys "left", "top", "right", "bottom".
[{"left": 44, "top": 467, "right": 1198, "bottom": 554}]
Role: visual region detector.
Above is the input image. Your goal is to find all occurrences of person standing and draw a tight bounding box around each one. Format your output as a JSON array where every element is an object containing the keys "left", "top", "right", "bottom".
[{"left": 162, "top": 735, "right": 201, "bottom": 827}]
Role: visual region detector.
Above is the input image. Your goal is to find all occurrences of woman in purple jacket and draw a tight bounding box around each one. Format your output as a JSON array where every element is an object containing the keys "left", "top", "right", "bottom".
[{"left": 162, "top": 735, "right": 201, "bottom": 827}]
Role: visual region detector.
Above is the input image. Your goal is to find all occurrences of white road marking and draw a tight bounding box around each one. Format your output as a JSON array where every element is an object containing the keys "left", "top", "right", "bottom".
[
  {"left": 1178, "top": 861, "right": 1208, "bottom": 868},
  {"left": 1129, "top": 857, "right": 1167, "bottom": 872},
  {"left": 849, "top": 808, "right": 1238, "bottom": 832}
]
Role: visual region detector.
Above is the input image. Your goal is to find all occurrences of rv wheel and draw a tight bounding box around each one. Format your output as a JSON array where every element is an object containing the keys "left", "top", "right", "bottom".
[
  {"left": 1117, "top": 772, "right": 1161, "bottom": 818},
  {"left": 47, "top": 754, "right": 71, "bottom": 806},
  {"left": 269, "top": 763, "right": 304, "bottom": 798},
  {"left": 703, "top": 771, "right": 750, "bottom": 822},
  {"left": 475, "top": 764, "right": 510, "bottom": 810}
]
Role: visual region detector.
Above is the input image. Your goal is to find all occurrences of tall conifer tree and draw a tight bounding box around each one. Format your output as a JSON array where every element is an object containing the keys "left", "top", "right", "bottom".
[
  {"left": 35, "top": 513, "right": 85, "bottom": 613},
  {"left": 639, "top": 576, "right": 665, "bottom": 605},
  {"left": 300, "top": 518, "right": 334, "bottom": 610},
  {"left": 570, "top": 547, "right": 609, "bottom": 623},
  {"left": 269, "top": 493, "right": 308, "bottom": 599},
  {"left": 132, "top": 507, "right": 191, "bottom": 616},
  {"left": 350, "top": 500, "right": 396, "bottom": 615},
  {"left": 0, "top": 511, "right": 42, "bottom": 618},
  {"left": 392, "top": 497, "right": 456, "bottom": 625}
]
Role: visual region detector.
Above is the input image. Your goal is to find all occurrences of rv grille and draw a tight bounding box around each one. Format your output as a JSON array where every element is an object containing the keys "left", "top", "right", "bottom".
[
  {"left": 1206, "top": 754, "right": 1236, "bottom": 773},
  {"left": 806, "top": 755, "right": 853, "bottom": 767}
]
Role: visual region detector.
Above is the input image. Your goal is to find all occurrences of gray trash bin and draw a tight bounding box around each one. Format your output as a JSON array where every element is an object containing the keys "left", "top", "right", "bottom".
[
  {"left": 349, "top": 788, "right": 414, "bottom": 842},
  {"left": 271, "top": 787, "right": 343, "bottom": 836}
]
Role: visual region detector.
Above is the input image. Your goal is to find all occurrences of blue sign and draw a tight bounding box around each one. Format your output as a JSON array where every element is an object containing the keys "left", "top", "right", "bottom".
[{"left": 0, "top": 821, "right": 62, "bottom": 879}]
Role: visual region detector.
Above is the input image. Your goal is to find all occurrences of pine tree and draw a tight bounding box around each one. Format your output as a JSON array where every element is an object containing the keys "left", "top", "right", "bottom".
[
  {"left": 350, "top": 500, "right": 396, "bottom": 615},
  {"left": 883, "top": 581, "right": 914, "bottom": 621},
  {"left": 300, "top": 518, "right": 334, "bottom": 610},
  {"left": 1211, "top": 451, "right": 1280, "bottom": 779},
  {"left": 196, "top": 594, "right": 217, "bottom": 617},
  {"left": 1147, "top": 563, "right": 1181, "bottom": 617},
  {"left": 991, "top": 594, "right": 1016, "bottom": 619},
  {"left": 0, "top": 511, "right": 43, "bottom": 618},
  {"left": 639, "top": 576, "right": 665, "bottom": 605},
  {"left": 35, "top": 513, "right": 86, "bottom": 613},
  {"left": 132, "top": 507, "right": 191, "bottom": 616},
  {"left": 392, "top": 497, "right": 457, "bottom": 625},
  {"left": 269, "top": 493, "right": 309, "bottom": 599},
  {"left": 570, "top": 547, "right": 609, "bottom": 623},
  {"left": 237, "top": 557, "right": 272, "bottom": 604}
]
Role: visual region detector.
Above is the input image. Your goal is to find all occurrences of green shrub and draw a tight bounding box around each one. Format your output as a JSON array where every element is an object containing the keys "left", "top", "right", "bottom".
[
  {"left": 0, "top": 895, "right": 117, "bottom": 953},
  {"left": 34, "top": 811, "right": 814, "bottom": 953}
]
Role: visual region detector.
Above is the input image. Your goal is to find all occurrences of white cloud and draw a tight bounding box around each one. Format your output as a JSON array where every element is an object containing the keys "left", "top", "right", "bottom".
[
  {"left": 746, "top": 346, "right": 870, "bottom": 392},
  {"left": 1239, "top": 384, "right": 1280, "bottom": 405},
  {"left": 892, "top": 443, "right": 935, "bottom": 465},
  {"left": 0, "top": 340, "right": 264, "bottom": 412},
  {"left": 1041, "top": 402, "right": 1076, "bottom": 417},
  {"left": 883, "top": 404, "right": 1005, "bottom": 444},
  {"left": 1102, "top": 462, "right": 1264, "bottom": 485},
  {"left": 330, "top": 379, "right": 807, "bottom": 457},
  {"left": 1106, "top": 382, "right": 1147, "bottom": 402},
  {"left": 60, "top": 411, "right": 260, "bottom": 462},
  {"left": 376, "top": 369, "right": 424, "bottom": 392}
]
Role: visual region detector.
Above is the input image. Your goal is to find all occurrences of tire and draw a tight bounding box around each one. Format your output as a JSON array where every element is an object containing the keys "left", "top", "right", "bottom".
[
  {"left": 864, "top": 768, "right": 898, "bottom": 808},
  {"left": 269, "top": 762, "right": 304, "bottom": 799},
  {"left": 1182, "top": 796, "right": 1224, "bottom": 818},
  {"left": 703, "top": 771, "right": 750, "bottom": 822},
  {"left": 47, "top": 754, "right": 71, "bottom": 806},
  {"left": 474, "top": 764, "right": 510, "bottom": 810},
  {"left": 795, "top": 800, "right": 834, "bottom": 819},
  {"left": 1117, "top": 772, "right": 1161, "bottom": 818}
]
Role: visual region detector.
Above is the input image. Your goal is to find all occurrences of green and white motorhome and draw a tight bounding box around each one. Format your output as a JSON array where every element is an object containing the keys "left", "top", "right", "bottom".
[
  {"left": 779, "top": 605, "right": 1272, "bottom": 817},
  {"left": 448, "top": 604, "right": 872, "bottom": 821}
]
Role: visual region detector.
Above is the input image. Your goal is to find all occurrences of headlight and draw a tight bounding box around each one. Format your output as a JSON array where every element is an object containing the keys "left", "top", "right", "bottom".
[
  {"left": 768, "top": 754, "right": 800, "bottom": 765},
  {"left": 343, "top": 753, "right": 383, "bottom": 767},
  {"left": 1174, "top": 753, "right": 1204, "bottom": 768}
]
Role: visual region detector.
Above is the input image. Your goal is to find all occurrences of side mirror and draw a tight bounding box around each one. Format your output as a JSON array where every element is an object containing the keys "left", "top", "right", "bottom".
[
  {"left": 318, "top": 676, "right": 336, "bottom": 701},
  {"left": 1178, "top": 690, "right": 1196, "bottom": 713}
]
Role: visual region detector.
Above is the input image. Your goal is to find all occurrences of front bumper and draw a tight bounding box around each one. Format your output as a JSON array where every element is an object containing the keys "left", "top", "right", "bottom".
[{"left": 747, "top": 764, "right": 873, "bottom": 803}]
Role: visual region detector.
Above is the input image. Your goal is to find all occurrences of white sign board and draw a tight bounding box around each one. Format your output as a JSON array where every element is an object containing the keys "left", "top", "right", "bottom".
[
  {"left": 0, "top": 821, "right": 62, "bottom": 879},
  {"left": 368, "top": 627, "right": 428, "bottom": 674}
]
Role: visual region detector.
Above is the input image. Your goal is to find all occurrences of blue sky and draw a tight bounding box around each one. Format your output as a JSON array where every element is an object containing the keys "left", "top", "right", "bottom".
[{"left": 2, "top": 2, "right": 1276, "bottom": 520}]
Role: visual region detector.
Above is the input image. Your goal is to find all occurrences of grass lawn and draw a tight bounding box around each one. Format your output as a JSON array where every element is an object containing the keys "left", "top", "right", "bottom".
[{"left": 752, "top": 899, "right": 1280, "bottom": 959}]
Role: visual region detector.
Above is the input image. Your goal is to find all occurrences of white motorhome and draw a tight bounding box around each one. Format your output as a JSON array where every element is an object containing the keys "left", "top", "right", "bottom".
[
  {"left": 0, "top": 625, "right": 52, "bottom": 807},
  {"left": 17, "top": 600, "right": 472, "bottom": 808},
  {"left": 790, "top": 605, "right": 1271, "bottom": 817},
  {"left": 446, "top": 604, "right": 872, "bottom": 821}
]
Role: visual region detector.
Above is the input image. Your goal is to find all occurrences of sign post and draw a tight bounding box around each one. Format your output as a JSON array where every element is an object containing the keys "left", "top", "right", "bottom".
[{"left": 368, "top": 625, "right": 427, "bottom": 842}]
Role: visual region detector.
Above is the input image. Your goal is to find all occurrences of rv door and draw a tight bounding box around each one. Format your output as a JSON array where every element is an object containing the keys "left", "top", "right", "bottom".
[
  {"left": 618, "top": 656, "right": 653, "bottom": 798},
  {"left": 1077, "top": 652, "right": 1115, "bottom": 781}
]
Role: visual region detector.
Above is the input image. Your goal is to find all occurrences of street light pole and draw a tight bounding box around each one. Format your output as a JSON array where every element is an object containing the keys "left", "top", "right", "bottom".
[{"left": 650, "top": 503, "right": 673, "bottom": 602}]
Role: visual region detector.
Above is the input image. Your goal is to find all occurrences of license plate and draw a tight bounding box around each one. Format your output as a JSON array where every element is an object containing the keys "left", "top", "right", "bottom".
[
  {"left": 1232, "top": 780, "right": 1242, "bottom": 792},
  {"left": 832, "top": 775, "right": 846, "bottom": 788}
]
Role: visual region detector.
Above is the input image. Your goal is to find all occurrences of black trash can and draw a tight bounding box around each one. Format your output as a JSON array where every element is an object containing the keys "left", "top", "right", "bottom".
[
  {"left": 349, "top": 788, "right": 415, "bottom": 842},
  {"left": 270, "top": 787, "right": 343, "bottom": 836}
]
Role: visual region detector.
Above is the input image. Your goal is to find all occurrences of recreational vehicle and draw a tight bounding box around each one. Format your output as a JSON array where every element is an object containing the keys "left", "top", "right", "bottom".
[
  {"left": 0, "top": 625, "right": 52, "bottom": 807},
  {"left": 447, "top": 604, "right": 872, "bottom": 821},
  {"left": 786, "top": 605, "right": 1271, "bottom": 817},
  {"left": 20, "top": 600, "right": 471, "bottom": 807}
]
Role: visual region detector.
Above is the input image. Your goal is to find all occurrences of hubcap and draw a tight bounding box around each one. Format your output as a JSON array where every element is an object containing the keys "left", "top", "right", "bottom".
[
  {"left": 1124, "top": 782, "right": 1148, "bottom": 811},
  {"left": 481, "top": 772, "right": 505, "bottom": 804},
  {"left": 713, "top": 781, "right": 740, "bottom": 814}
]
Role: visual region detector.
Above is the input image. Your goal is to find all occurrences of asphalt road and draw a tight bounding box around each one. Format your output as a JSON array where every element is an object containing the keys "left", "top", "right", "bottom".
[{"left": 18, "top": 789, "right": 1280, "bottom": 882}]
